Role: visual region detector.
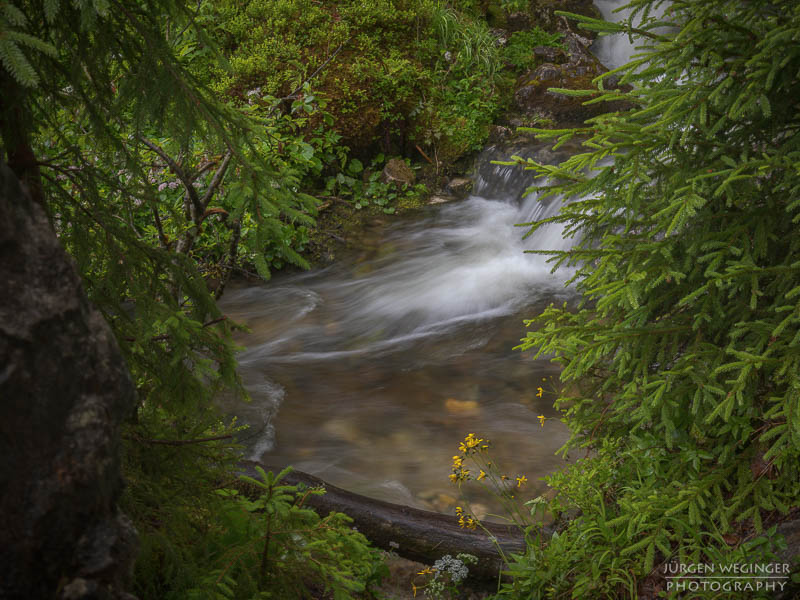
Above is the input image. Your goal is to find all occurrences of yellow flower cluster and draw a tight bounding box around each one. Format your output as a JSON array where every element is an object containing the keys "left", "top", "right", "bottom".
[
  {"left": 458, "top": 432, "right": 489, "bottom": 454},
  {"left": 450, "top": 433, "right": 491, "bottom": 483},
  {"left": 455, "top": 506, "right": 477, "bottom": 529},
  {"left": 449, "top": 454, "right": 470, "bottom": 482}
]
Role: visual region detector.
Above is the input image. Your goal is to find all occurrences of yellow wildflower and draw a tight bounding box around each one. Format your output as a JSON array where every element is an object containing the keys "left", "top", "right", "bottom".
[
  {"left": 477, "top": 469, "right": 486, "bottom": 481},
  {"left": 537, "top": 414, "right": 546, "bottom": 427},
  {"left": 516, "top": 475, "right": 528, "bottom": 488},
  {"left": 536, "top": 387, "right": 544, "bottom": 398},
  {"left": 417, "top": 567, "right": 434, "bottom": 575},
  {"left": 459, "top": 433, "right": 484, "bottom": 453}
]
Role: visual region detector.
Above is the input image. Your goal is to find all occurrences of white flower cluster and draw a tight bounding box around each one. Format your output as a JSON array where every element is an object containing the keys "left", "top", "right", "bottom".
[
  {"left": 432, "top": 555, "right": 469, "bottom": 584},
  {"left": 157, "top": 181, "right": 180, "bottom": 192}
]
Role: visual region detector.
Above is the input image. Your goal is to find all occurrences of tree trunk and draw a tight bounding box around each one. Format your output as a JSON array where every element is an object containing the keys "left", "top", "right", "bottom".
[{"left": 0, "top": 161, "right": 138, "bottom": 599}]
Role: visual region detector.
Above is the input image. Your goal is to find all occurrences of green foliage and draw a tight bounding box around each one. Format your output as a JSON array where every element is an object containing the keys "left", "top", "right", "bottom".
[
  {"left": 410, "top": 2, "right": 509, "bottom": 164},
  {"left": 500, "top": 0, "right": 528, "bottom": 13},
  {"left": 0, "top": 3, "right": 57, "bottom": 87},
  {"left": 502, "top": 28, "right": 565, "bottom": 72},
  {"left": 201, "top": 0, "right": 511, "bottom": 165},
  {"left": 132, "top": 466, "right": 387, "bottom": 599},
  {"left": 324, "top": 154, "right": 427, "bottom": 214},
  {"left": 496, "top": 0, "right": 800, "bottom": 596}
]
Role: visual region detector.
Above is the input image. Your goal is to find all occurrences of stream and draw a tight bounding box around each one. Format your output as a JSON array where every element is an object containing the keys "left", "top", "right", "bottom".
[{"left": 219, "top": 4, "right": 638, "bottom": 517}]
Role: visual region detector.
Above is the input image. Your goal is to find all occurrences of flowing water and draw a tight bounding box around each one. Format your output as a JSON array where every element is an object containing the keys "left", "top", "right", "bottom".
[{"left": 220, "top": 4, "right": 638, "bottom": 516}]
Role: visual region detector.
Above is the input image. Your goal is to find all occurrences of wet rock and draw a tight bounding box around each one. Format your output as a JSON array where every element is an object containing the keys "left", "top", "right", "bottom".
[
  {"left": 506, "top": 11, "right": 532, "bottom": 34},
  {"left": 488, "top": 125, "right": 513, "bottom": 144},
  {"left": 382, "top": 158, "right": 415, "bottom": 186},
  {"left": 512, "top": 41, "right": 631, "bottom": 126},
  {"left": 0, "top": 161, "right": 138, "bottom": 599},
  {"left": 446, "top": 177, "right": 473, "bottom": 198},
  {"left": 533, "top": 45, "right": 569, "bottom": 64},
  {"left": 428, "top": 194, "right": 457, "bottom": 205},
  {"left": 529, "top": 0, "right": 602, "bottom": 40}
]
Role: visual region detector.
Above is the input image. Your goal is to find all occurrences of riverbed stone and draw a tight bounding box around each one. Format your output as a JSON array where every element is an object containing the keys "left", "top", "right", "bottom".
[
  {"left": 428, "top": 194, "right": 457, "bottom": 205},
  {"left": 444, "top": 398, "right": 480, "bottom": 416}
]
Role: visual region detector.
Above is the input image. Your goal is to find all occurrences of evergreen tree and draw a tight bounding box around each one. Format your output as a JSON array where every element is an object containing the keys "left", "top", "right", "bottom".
[
  {"left": 0, "top": 2, "right": 322, "bottom": 595},
  {"left": 503, "top": 0, "right": 800, "bottom": 596},
  {"left": 0, "top": 0, "right": 322, "bottom": 432}
]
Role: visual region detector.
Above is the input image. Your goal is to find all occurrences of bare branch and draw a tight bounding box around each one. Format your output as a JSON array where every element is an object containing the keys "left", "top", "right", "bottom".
[
  {"left": 200, "top": 151, "right": 232, "bottom": 210},
  {"left": 139, "top": 136, "right": 203, "bottom": 217},
  {"left": 150, "top": 203, "right": 169, "bottom": 249},
  {"left": 214, "top": 219, "right": 241, "bottom": 301}
]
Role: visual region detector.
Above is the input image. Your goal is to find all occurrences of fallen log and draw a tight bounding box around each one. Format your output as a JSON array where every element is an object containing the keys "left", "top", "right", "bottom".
[{"left": 238, "top": 462, "right": 547, "bottom": 581}]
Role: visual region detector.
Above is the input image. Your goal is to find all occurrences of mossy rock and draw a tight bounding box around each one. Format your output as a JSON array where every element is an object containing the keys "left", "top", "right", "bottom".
[
  {"left": 381, "top": 158, "right": 415, "bottom": 186},
  {"left": 512, "top": 61, "right": 609, "bottom": 126}
]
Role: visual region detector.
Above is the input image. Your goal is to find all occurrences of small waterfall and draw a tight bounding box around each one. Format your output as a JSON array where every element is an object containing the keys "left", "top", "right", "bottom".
[
  {"left": 592, "top": 0, "right": 670, "bottom": 70},
  {"left": 218, "top": 0, "right": 645, "bottom": 509}
]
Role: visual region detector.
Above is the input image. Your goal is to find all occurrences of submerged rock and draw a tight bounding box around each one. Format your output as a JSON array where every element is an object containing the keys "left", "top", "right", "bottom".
[{"left": 444, "top": 398, "right": 480, "bottom": 416}]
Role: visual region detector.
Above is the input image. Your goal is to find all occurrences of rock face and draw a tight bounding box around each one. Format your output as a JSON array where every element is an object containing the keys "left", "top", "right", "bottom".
[
  {"left": 512, "top": 31, "right": 631, "bottom": 126},
  {"left": 529, "top": 0, "right": 602, "bottom": 38},
  {"left": 0, "top": 161, "right": 138, "bottom": 599}
]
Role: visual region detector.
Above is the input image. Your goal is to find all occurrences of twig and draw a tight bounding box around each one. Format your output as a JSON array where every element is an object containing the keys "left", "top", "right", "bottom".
[
  {"left": 283, "top": 42, "right": 346, "bottom": 102},
  {"left": 415, "top": 144, "right": 434, "bottom": 165},
  {"left": 202, "top": 316, "right": 228, "bottom": 328}
]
